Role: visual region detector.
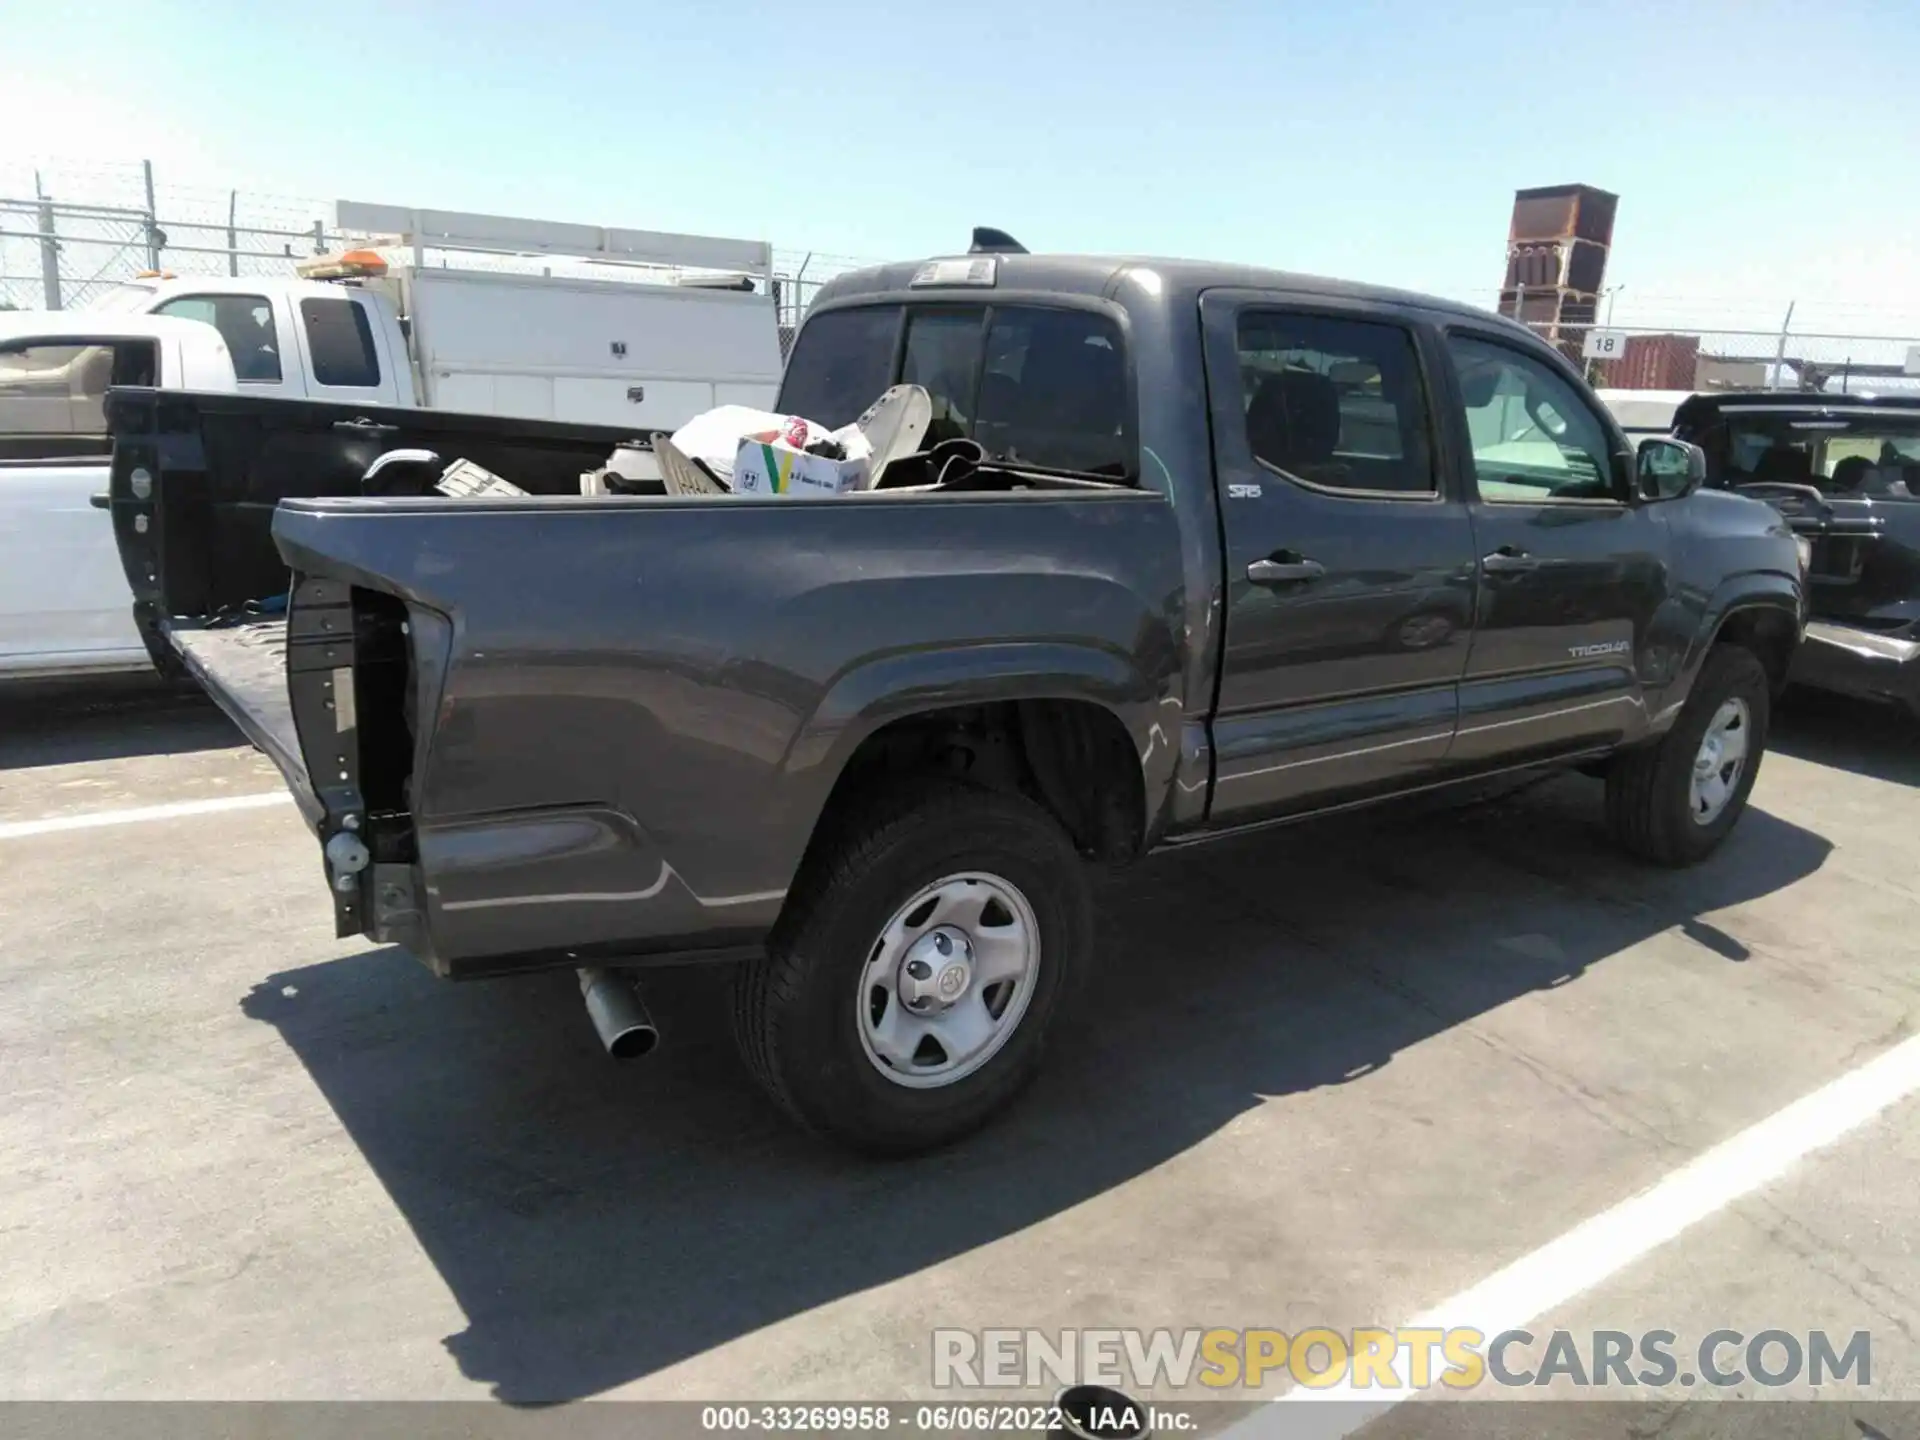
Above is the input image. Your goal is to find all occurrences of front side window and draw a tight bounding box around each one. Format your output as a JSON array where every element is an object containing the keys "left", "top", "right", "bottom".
[
  {"left": 1235, "top": 311, "right": 1436, "bottom": 494},
  {"left": 1449, "top": 334, "right": 1618, "bottom": 502},
  {"left": 300, "top": 297, "right": 381, "bottom": 388},
  {"left": 154, "top": 294, "right": 282, "bottom": 382},
  {"left": 0, "top": 339, "right": 157, "bottom": 459}
]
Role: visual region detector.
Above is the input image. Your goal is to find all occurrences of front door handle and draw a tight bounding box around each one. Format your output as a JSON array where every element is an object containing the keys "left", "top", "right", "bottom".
[
  {"left": 1481, "top": 546, "right": 1536, "bottom": 574},
  {"left": 1247, "top": 556, "right": 1326, "bottom": 585},
  {"left": 90, "top": 492, "right": 111, "bottom": 510}
]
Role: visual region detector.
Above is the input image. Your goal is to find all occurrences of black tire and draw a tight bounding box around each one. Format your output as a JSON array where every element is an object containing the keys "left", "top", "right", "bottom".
[
  {"left": 1606, "top": 644, "right": 1771, "bottom": 866},
  {"left": 731, "top": 780, "right": 1091, "bottom": 1156}
]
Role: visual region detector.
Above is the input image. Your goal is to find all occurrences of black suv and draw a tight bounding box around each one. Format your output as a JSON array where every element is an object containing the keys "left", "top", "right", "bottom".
[{"left": 1674, "top": 390, "right": 1920, "bottom": 717}]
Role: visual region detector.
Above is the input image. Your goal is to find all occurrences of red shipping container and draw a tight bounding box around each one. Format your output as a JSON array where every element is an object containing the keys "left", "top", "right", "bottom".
[{"left": 1616, "top": 334, "right": 1700, "bottom": 390}]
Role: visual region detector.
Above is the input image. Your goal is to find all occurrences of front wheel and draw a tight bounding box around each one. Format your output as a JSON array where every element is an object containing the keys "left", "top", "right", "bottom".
[
  {"left": 1606, "top": 644, "right": 1771, "bottom": 866},
  {"left": 731, "top": 781, "right": 1091, "bottom": 1156}
]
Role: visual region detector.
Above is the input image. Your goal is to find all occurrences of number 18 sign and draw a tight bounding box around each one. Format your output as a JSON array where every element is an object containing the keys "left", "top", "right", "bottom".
[{"left": 1583, "top": 329, "right": 1628, "bottom": 360}]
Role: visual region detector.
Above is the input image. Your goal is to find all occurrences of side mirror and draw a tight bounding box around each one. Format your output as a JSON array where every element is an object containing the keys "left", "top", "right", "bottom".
[{"left": 1637, "top": 438, "right": 1707, "bottom": 501}]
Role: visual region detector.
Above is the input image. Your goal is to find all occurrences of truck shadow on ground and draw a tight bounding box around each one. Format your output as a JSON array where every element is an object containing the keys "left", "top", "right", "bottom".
[
  {"left": 239, "top": 775, "right": 1830, "bottom": 1405},
  {"left": 0, "top": 675, "right": 238, "bottom": 769},
  {"left": 1770, "top": 689, "right": 1920, "bottom": 788}
]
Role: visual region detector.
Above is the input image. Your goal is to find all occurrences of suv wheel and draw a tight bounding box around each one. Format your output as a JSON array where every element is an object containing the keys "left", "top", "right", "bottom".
[
  {"left": 731, "top": 781, "right": 1090, "bottom": 1155},
  {"left": 1606, "top": 644, "right": 1771, "bottom": 866}
]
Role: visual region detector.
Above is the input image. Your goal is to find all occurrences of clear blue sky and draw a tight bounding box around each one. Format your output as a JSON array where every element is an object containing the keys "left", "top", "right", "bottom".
[{"left": 5, "top": 0, "right": 1916, "bottom": 328}]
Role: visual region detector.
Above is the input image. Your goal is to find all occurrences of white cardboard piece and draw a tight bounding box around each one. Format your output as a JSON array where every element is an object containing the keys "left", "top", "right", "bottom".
[
  {"left": 732, "top": 433, "right": 873, "bottom": 497},
  {"left": 661, "top": 384, "right": 934, "bottom": 498}
]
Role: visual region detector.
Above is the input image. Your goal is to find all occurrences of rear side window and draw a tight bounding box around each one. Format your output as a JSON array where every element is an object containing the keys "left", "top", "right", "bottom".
[
  {"left": 974, "top": 307, "right": 1130, "bottom": 477},
  {"left": 901, "top": 308, "right": 986, "bottom": 442},
  {"left": 300, "top": 297, "right": 380, "bottom": 388},
  {"left": 1236, "top": 312, "right": 1436, "bottom": 495},
  {"left": 779, "top": 302, "right": 1132, "bottom": 477},
  {"left": 776, "top": 305, "right": 901, "bottom": 429},
  {"left": 898, "top": 305, "right": 1131, "bottom": 476},
  {"left": 0, "top": 339, "right": 158, "bottom": 461},
  {"left": 154, "top": 294, "right": 282, "bottom": 382},
  {"left": 1717, "top": 415, "right": 1920, "bottom": 499}
]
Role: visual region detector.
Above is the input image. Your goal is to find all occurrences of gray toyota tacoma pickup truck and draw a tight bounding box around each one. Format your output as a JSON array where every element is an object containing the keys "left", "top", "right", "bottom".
[{"left": 108, "top": 243, "right": 1807, "bottom": 1153}]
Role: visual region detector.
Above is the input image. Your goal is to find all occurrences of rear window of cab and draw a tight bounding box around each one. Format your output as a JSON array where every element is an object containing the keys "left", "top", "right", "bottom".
[{"left": 778, "top": 303, "right": 1133, "bottom": 480}]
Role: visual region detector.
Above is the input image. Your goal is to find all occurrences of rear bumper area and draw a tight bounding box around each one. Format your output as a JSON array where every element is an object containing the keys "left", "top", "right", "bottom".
[
  {"left": 165, "top": 619, "right": 320, "bottom": 826},
  {"left": 1790, "top": 620, "right": 1920, "bottom": 710},
  {"left": 167, "top": 583, "right": 423, "bottom": 951}
]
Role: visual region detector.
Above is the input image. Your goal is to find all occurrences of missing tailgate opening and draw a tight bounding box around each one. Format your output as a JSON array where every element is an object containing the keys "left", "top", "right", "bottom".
[{"left": 352, "top": 588, "right": 418, "bottom": 866}]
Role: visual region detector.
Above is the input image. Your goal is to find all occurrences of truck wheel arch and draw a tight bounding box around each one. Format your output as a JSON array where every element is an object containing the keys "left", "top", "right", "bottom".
[
  {"left": 784, "top": 643, "right": 1165, "bottom": 883},
  {"left": 1711, "top": 603, "right": 1798, "bottom": 695},
  {"left": 1647, "top": 582, "right": 1798, "bottom": 736},
  {"left": 1662, "top": 570, "right": 1796, "bottom": 687}
]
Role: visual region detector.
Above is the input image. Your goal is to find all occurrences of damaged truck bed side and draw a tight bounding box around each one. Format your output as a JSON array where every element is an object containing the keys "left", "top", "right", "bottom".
[{"left": 111, "top": 250, "right": 1806, "bottom": 1153}]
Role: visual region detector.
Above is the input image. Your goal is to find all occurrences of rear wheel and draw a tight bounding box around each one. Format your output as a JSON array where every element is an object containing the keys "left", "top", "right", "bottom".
[
  {"left": 1606, "top": 645, "right": 1770, "bottom": 865},
  {"left": 732, "top": 781, "right": 1090, "bottom": 1156}
]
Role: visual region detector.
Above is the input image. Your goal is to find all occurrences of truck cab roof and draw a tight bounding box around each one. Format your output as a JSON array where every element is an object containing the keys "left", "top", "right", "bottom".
[
  {"left": 813, "top": 251, "right": 1529, "bottom": 334},
  {"left": 1676, "top": 390, "right": 1920, "bottom": 420},
  {"left": 83, "top": 274, "right": 363, "bottom": 314}
]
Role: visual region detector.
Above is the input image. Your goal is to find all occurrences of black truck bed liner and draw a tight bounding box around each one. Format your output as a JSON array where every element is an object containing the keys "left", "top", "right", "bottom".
[{"left": 167, "top": 619, "right": 317, "bottom": 825}]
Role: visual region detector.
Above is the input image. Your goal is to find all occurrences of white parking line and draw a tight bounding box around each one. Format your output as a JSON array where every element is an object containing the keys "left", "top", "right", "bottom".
[
  {"left": 0, "top": 791, "right": 293, "bottom": 842},
  {"left": 1232, "top": 1029, "right": 1920, "bottom": 1438}
]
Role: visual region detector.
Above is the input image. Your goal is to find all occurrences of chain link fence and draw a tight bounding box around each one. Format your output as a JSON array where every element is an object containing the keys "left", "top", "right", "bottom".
[
  {"left": 1504, "top": 319, "right": 1920, "bottom": 398},
  {"left": 0, "top": 160, "right": 337, "bottom": 310},
  {"left": 1, "top": 159, "right": 884, "bottom": 335},
  {"left": 1429, "top": 283, "right": 1920, "bottom": 397},
  {"left": 8, "top": 160, "right": 1918, "bottom": 392},
  {"left": 768, "top": 252, "right": 875, "bottom": 358}
]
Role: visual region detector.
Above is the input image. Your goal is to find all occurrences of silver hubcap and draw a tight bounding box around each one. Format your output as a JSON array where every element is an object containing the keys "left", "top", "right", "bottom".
[
  {"left": 857, "top": 872, "right": 1039, "bottom": 1089},
  {"left": 1690, "top": 696, "right": 1751, "bottom": 826}
]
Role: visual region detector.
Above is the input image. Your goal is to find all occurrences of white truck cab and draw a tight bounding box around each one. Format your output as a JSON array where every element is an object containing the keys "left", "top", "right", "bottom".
[
  {"left": 87, "top": 272, "right": 416, "bottom": 407},
  {"left": 0, "top": 314, "right": 238, "bottom": 678},
  {"left": 80, "top": 203, "right": 785, "bottom": 446},
  {"left": 1595, "top": 389, "right": 1695, "bottom": 447}
]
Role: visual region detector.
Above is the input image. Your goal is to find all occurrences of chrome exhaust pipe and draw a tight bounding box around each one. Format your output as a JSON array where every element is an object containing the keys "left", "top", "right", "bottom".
[{"left": 577, "top": 966, "right": 659, "bottom": 1060}]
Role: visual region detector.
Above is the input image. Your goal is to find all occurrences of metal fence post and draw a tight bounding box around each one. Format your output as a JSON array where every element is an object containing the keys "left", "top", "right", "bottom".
[
  {"left": 142, "top": 159, "right": 162, "bottom": 270},
  {"left": 791, "top": 252, "right": 813, "bottom": 330},
  {"left": 1773, "top": 302, "right": 1795, "bottom": 391},
  {"left": 312, "top": 220, "right": 325, "bottom": 256},
  {"left": 227, "top": 191, "right": 239, "bottom": 276},
  {"left": 34, "top": 171, "right": 61, "bottom": 309}
]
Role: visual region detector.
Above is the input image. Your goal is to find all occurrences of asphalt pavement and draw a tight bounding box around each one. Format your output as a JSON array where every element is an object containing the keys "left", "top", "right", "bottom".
[{"left": 3, "top": 677, "right": 1918, "bottom": 1427}]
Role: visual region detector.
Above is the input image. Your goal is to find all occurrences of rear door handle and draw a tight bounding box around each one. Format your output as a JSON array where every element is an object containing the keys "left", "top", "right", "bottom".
[
  {"left": 90, "top": 492, "right": 111, "bottom": 510},
  {"left": 1481, "top": 547, "right": 1536, "bottom": 574},
  {"left": 1247, "top": 557, "right": 1326, "bottom": 585},
  {"left": 332, "top": 418, "right": 400, "bottom": 437}
]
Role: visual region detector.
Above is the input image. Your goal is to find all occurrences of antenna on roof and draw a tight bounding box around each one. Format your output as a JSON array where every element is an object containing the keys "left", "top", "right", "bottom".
[{"left": 969, "top": 227, "right": 1027, "bottom": 255}]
